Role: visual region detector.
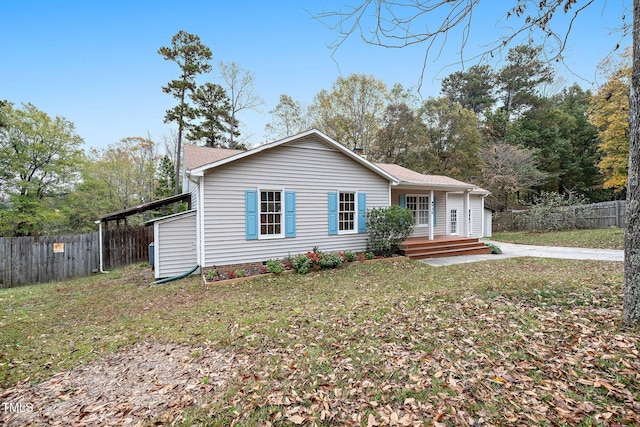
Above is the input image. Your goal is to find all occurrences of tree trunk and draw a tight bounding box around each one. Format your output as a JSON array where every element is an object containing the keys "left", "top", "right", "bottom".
[
  {"left": 173, "top": 89, "right": 186, "bottom": 213},
  {"left": 624, "top": 0, "right": 640, "bottom": 324}
]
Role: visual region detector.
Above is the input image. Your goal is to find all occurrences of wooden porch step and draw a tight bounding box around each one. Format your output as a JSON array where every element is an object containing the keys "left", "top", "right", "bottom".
[{"left": 401, "top": 237, "right": 491, "bottom": 260}]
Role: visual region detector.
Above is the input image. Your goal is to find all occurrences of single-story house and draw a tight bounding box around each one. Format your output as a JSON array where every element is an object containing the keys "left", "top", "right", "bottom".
[{"left": 148, "top": 129, "right": 491, "bottom": 279}]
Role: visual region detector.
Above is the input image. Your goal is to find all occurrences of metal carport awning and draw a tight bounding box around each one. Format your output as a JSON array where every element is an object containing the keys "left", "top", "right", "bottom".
[{"left": 99, "top": 193, "right": 191, "bottom": 225}]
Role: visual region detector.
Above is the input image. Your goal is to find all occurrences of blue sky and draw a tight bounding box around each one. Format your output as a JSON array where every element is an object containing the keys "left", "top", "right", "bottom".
[{"left": 2, "top": 1, "right": 631, "bottom": 151}]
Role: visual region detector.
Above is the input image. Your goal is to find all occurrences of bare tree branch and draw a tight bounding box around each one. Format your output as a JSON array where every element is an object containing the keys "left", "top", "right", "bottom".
[{"left": 314, "top": 0, "right": 629, "bottom": 90}]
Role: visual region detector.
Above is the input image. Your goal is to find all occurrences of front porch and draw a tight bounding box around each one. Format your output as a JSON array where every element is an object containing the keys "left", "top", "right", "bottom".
[{"left": 400, "top": 236, "right": 490, "bottom": 259}]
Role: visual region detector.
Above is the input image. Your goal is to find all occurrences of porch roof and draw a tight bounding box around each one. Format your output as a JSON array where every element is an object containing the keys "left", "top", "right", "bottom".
[{"left": 375, "top": 163, "right": 479, "bottom": 191}]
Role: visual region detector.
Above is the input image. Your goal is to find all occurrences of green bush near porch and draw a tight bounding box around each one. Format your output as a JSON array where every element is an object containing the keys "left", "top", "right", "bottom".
[{"left": 366, "top": 205, "right": 415, "bottom": 256}]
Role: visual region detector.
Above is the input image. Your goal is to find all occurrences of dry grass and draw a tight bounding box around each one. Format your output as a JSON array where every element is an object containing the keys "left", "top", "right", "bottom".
[
  {"left": 492, "top": 228, "right": 625, "bottom": 250},
  {"left": 1, "top": 257, "right": 637, "bottom": 425}
]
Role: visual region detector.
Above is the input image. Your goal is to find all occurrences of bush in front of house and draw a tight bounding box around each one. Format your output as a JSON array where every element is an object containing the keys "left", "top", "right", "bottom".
[
  {"left": 205, "top": 247, "right": 391, "bottom": 282},
  {"left": 289, "top": 249, "right": 350, "bottom": 274},
  {"left": 291, "top": 253, "right": 313, "bottom": 274},
  {"left": 318, "top": 251, "right": 343, "bottom": 269},
  {"left": 266, "top": 258, "right": 285, "bottom": 274},
  {"left": 366, "top": 205, "right": 415, "bottom": 256}
]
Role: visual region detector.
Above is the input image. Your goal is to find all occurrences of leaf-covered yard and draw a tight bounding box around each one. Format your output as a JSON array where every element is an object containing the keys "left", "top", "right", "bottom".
[{"left": 1, "top": 257, "right": 638, "bottom": 426}]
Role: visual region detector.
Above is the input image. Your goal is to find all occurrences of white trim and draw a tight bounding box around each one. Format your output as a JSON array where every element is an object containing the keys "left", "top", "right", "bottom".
[
  {"left": 199, "top": 177, "right": 205, "bottom": 268},
  {"left": 258, "top": 188, "right": 285, "bottom": 240},
  {"left": 405, "top": 194, "right": 430, "bottom": 227},
  {"left": 154, "top": 222, "right": 160, "bottom": 279},
  {"left": 463, "top": 190, "right": 470, "bottom": 238},
  {"left": 450, "top": 208, "right": 458, "bottom": 235},
  {"left": 429, "top": 190, "right": 434, "bottom": 240},
  {"left": 481, "top": 194, "right": 485, "bottom": 237},
  {"left": 337, "top": 190, "right": 358, "bottom": 235}
]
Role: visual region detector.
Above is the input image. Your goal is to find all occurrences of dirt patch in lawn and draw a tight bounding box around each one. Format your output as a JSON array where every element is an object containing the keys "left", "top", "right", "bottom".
[{"left": 1, "top": 341, "right": 249, "bottom": 426}]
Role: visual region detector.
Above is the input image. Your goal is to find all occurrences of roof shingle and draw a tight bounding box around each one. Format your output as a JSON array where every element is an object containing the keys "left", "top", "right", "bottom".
[
  {"left": 375, "top": 163, "right": 473, "bottom": 187},
  {"left": 183, "top": 144, "right": 243, "bottom": 170}
]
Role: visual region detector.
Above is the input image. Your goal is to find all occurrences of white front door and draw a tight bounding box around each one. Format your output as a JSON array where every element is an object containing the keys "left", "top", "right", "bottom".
[{"left": 450, "top": 209, "right": 458, "bottom": 235}]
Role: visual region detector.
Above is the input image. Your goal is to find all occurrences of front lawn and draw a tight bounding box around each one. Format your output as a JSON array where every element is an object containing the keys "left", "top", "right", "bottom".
[
  {"left": 1, "top": 258, "right": 637, "bottom": 426},
  {"left": 492, "top": 228, "right": 625, "bottom": 250}
]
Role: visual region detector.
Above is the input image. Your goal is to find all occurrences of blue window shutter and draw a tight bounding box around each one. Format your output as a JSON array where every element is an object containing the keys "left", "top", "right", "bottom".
[
  {"left": 285, "top": 191, "right": 296, "bottom": 238},
  {"left": 432, "top": 196, "right": 437, "bottom": 226},
  {"left": 245, "top": 190, "right": 258, "bottom": 240},
  {"left": 399, "top": 194, "right": 406, "bottom": 208},
  {"left": 358, "top": 192, "right": 367, "bottom": 233},
  {"left": 328, "top": 192, "right": 338, "bottom": 235}
]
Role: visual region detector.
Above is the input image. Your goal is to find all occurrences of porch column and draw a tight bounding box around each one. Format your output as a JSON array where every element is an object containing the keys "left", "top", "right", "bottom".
[
  {"left": 481, "top": 194, "right": 485, "bottom": 237},
  {"left": 463, "top": 190, "right": 470, "bottom": 237},
  {"left": 429, "top": 190, "right": 435, "bottom": 240}
]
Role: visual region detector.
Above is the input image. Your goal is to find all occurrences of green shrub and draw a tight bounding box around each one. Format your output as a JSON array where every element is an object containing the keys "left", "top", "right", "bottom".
[
  {"left": 291, "top": 254, "right": 312, "bottom": 274},
  {"left": 485, "top": 243, "right": 502, "bottom": 254},
  {"left": 366, "top": 205, "right": 415, "bottom": 256},
  {"left": 206, "top": 269, "right": 218, "bottom": 281},
  {"left": 319, "top": 252, "right": 343, "bottom": 269},
  {"left": 266, "top": 259, "right": 285, "bottom": 274},
  {"left": 342, "top": 251, "right": 355, "bottom": 262}
]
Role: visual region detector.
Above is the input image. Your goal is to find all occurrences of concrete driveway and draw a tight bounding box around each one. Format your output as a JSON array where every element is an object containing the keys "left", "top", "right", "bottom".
[{"left": 421, "top": 239, "right": 624, "bottom": 267}]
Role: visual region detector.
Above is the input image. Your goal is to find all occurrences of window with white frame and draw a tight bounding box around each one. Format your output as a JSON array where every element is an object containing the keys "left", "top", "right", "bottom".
[
  {"left": 450, "top": 209, "right": 458, "bottom": 234},
  {"left": 339, "top": 192, "right": 356, "bottom": 232},
  {"left": 260, "top": 190, "right": 282, "bottom": 236},
  {"left": 406, "top": 195, "right": 430, "bottom": 226},
  {"left": 418, "top": 196, "right": 429, "bottom": 225}
]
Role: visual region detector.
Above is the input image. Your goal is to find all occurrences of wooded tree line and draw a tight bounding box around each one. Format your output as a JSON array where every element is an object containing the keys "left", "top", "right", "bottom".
[
  {"left": 0, "top": 31, "right": 264, "bottom": 237},
  {"left": 265, "top": 45, "right": 630, "bottom": 213},
  {"left": 0, "top": 35, "right": 629, "bottom": 237},
  {"left": 0, "top": 104, "right": 174, "bottom": 237}
]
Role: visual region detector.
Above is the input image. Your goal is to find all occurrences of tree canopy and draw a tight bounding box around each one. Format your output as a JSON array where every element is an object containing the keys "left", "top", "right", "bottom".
[
  {"left": 589, "top": 49, "right": 631, "bottom": 193},
  {"left": 0, "top": 102, "right": 84, "bottom": 236},
  {"left": 159, "top": 30, "right": 213, "bottom": 197}
]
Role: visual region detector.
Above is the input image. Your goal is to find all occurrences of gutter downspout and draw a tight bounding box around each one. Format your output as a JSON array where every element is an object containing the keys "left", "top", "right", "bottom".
[{"left": 95, "top": 220, "right": 110, "bottom": 273}]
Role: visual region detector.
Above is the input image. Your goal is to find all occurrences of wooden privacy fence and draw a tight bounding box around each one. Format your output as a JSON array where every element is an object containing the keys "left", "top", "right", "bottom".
[
  {"left": 0, "top": 226, "right": 154, "bottom": 288},
  {"left": 493, "top": 200, "right": 626, "bottom": 232},
  {"left": 103, "top": 226, "right": 154, "bottom": 271}
]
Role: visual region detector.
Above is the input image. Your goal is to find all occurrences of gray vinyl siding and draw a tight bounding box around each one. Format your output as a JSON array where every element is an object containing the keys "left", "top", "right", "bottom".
[
  {"left": 155, "top": 211, "right": 197, "bottom": 278},
  {"left": 189, "top": 180, "right": 199, "bottom": 210},
  {"left": 390, "top": 188, "right": 447, "bottom": 237},
  {"left": 201, "top": 136, "right": 390, "bottom": 266}
]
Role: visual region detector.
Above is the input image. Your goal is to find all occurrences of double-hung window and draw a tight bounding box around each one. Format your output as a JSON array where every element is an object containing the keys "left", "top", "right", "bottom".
[
  {"left": 328, "top": 191, "right": 366, "bottom": 235},
  {"left": 406, "top": 195, "right": 430, "bottom": 226},
  {"left": 260, "top": 190, "right": 282, "bottom": 237},
  {"left": 246, "top": 189, "right": 295, "bottom": 240},
  {"left": 339, "top": 191, "right": 356, "bottom": 232}
]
